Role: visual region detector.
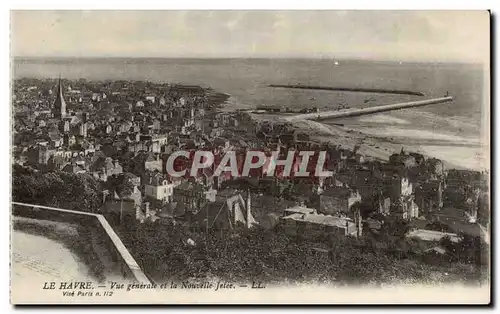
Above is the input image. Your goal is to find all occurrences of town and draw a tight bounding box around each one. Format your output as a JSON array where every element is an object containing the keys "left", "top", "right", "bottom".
[{"left": 12, "top": 77, "right": 490, "bottom": 285}]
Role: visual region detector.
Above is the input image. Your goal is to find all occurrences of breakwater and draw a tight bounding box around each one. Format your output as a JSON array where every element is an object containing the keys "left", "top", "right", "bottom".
[
  {"left": 269, "top": 84, "right": 425, "bottom": 96},
  {"left": 284, "top": 96, "right": 454, "bottom": 122}
]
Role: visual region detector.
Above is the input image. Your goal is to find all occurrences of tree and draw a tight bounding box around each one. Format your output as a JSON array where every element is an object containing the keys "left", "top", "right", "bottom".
[
  {"left": 380, "top": 217, "right": 410, "bottom": 239},
  {"left": 106, "top": 173, "right": 137, "bottom": 223},
  {"left": 439, "top": 235, "right": 456, "bottom": 260},
  {"left": 12, "top": 165, "right": 102, "bottom": 212},
  {"left": 107, "top": 173, "right": 135, "bottom": 198},
  {"left": 425, "top": 220, "right": 453, "bottom": 233}
]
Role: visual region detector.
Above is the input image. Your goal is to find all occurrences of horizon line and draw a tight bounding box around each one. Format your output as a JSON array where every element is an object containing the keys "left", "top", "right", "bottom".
[{"left": 11, "top": 55, "right": 485, "bottom": 65}]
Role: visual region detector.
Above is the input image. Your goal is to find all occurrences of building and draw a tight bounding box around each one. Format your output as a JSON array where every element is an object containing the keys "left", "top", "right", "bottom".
[
  {"left": 48, "top": 132, "right": 63, "bottom": 148},
  {"left": 426, "top": 158, "right": 445, "bottom": 179},
  {"left": 385, "top": 175, "right": 419, "bottom": 220},
  {"left": 415, "top": 180, "right": 443, "bottom": 215},
  {"left": 151, "top": 135, "right": 168, "bottom": 153},
  {"left": 118, "top": 120, "right": 133, "bottom": 133},
  {"left": 406, "top": 229, "right": 460, "bottom": 243},
  {"left": 172, "top": 180, "right": 211, "bottom": 216},
  {"left": 61, "top": 162, "right": 87, "bottom": 174},
  {"left": 378, "top": 194, "right": 391, "bottom": 215},
  {"left": 143, "top": 172, "right": 174, "bottom": 203},
  {"left": 101, "top": 198, "right": 138, "bottom": 221},
  {"left": 26, "top": 145, "right": 55, "bottom": 167},
  {"left": 131, "top": 152, "right": 162, "bottom": 178},
  {"left": 309, "top": 186, "right": 362, "bottom": 215},
  {"left": 464, "top": 187, "right": 481, "bottom": 223},
  {"left": 192, "top": 190, "right": 256, "bottom": 230},
  {"left": 63, "top": 134, "right": 77, "bottom": 147},
  {"left": 215, "top": 113, "right": 231, "bottom": 127},
  {"left": 159, "top": 96, "right": 167, "bottom": 106},
  {"left": 59, "top": 119, "right": 70, "bottom": 134},
  {"left": 280, "top": 206, "right": 358, "bottom": 238},
  {"left": 283, "top": 206, "right": 317, "bottom": 216},
  {"left": 90, "top": 157, "right": 123, "bottom": 182},
  {"left": 52, "top": 78, "right": 67, "bottom": 119},
  {"left": 389, "top": 147, "right": 417, "bottom": 169}
]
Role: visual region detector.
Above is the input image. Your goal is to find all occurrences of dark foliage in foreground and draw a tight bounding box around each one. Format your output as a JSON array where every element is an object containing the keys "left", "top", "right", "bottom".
[
  {"left": 114, "top": 218, "right": 488, "bottom": 286},
  {"left": 12, "top": 164, "right": 102, "bottom": 212}
]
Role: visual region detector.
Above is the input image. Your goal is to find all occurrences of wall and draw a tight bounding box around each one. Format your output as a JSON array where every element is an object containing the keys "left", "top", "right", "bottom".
[{"left": 12, "top": 202, "right": 151, "bottom": 284}]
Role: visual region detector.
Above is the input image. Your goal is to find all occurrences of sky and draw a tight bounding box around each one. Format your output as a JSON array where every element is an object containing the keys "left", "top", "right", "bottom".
[{"left": 11, "top": 10, "right": 490, "bottom": 62}]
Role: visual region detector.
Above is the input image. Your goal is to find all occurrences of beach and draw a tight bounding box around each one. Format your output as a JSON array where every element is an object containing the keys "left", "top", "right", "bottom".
[{"left": 241, "top": 100, "right": 487, "bottom": 171}]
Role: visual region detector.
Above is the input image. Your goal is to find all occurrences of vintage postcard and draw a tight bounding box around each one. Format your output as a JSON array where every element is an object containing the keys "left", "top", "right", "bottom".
[{"left": 10, "top": 10, "right": 490, "bottom": 304}]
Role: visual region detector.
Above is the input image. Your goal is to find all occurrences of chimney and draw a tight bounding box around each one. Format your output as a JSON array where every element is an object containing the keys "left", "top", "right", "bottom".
[{"left": 246, "top": 189, "right": 252, "bottom": 228}]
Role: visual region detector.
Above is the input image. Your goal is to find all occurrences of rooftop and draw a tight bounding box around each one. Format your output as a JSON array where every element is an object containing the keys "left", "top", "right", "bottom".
[
  {"left": 407, "top": 229, "right": 460, "bottom": 243},
  {"left": 282, "top": 212, "right": 354, "bottom": 229},
  {"left": 284, "top": 206, "right": 316, "bottom": 215}
]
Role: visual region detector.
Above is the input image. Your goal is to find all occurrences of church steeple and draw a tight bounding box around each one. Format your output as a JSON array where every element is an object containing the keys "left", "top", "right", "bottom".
[{"left": 53, "top": 76, "right": 67, "bottom": 119}]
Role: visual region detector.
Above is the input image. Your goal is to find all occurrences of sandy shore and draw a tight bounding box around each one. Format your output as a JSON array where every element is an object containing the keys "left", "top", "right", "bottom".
[
  {"left": 218, "top": 95, "right": 255, "bottom": 112},
  {"left": 307, "top": 120, "right": 486, "bottom": 171},
  {"left": 221, "top": 95, "right": 486, "bottom": 171}
]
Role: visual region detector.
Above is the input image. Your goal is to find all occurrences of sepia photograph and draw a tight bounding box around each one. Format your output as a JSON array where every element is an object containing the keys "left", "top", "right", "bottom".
[{"left": 9, "top": 10, "right": 491, "bottom": 304}]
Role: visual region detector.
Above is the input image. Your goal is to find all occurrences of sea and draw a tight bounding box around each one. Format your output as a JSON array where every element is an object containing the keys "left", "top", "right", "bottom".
[{"left": 12, "top": 58, "right": 489, "bottom": 171}]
